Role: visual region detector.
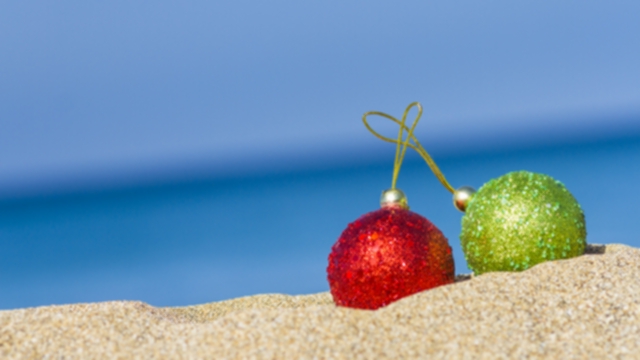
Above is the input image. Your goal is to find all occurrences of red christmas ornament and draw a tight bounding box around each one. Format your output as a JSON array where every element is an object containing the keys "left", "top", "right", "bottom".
[
  {"left": 327, "top": 102, "right": 455, "bottom": 310},
  {"left": 327, "top": 190, "right": 455, "bottom": 310}
]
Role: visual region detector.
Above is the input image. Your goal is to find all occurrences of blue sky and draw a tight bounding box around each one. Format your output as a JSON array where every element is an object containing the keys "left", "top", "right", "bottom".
[{"left": 1, "top": 1, "right": 639, "bottom": 197}]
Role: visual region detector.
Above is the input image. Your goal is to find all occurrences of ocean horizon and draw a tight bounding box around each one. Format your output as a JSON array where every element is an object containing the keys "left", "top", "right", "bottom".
[{"left": 1, "top": 134, "right": 639, "bottom": 309}]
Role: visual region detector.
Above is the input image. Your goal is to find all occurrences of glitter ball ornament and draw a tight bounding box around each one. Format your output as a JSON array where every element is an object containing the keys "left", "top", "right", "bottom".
[
  {"left": 460, "top": 171, "right": 586, "bottom": 275},
  {"left": 327, "top": 103, "right": 455, "bottom": 310},
  {"left": 327, "top": 190, "right": 455, "bottom": 310}
]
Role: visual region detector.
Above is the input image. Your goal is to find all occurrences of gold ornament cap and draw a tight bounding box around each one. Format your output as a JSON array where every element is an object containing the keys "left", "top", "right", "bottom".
[
  {"left": 453, "top": 186, "right": 476, "bottom": 212},
  {"left": 380, "top": 188, "right": 409, "bottom": 209}
]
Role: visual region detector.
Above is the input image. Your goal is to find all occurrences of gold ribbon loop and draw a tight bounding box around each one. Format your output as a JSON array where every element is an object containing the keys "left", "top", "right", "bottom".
[{"left": 362, "top": 102, "right": 455, "bottom": 194}]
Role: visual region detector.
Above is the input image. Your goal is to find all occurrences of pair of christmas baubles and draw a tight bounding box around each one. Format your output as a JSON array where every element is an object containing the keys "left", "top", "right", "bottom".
[{"left": 327, "top": 102, "right": 587, "bottom": 310}]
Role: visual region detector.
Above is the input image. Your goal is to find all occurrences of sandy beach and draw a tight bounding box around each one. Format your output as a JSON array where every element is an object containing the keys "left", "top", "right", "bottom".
[{"left": 2, "top": 244, "right": 639, "bottom": 359}]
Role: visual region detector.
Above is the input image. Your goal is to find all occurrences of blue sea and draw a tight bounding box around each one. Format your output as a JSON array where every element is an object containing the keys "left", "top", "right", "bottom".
[{"left": 1, "top": 137, "right": 639, "bottom": 310}]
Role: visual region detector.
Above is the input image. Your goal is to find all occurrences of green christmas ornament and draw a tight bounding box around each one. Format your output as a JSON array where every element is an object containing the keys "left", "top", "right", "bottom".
[
  {"left": 458, "top": 171, "right": 586, "bottom": 274},
  {"left": 363, "top": 102, "right": 587, "bottom": 275}
]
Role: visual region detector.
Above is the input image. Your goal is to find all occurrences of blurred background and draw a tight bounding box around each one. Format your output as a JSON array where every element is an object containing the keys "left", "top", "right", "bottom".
[{"left": 1, "top": 1, "right": 639, "bottom": 309}]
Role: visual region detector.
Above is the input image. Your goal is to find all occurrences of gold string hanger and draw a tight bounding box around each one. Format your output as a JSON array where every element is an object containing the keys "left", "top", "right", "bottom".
[{"left": 362, "top": 102, "right": 476, "bottom": 212}]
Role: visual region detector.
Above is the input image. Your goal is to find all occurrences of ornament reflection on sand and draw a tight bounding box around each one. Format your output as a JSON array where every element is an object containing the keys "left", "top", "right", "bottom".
[
  {"left": 365, "top": 102, "right": 587, "bottom": 275},
  {"left": 327, "top": 103, "right": 455, "bottom": 310}
]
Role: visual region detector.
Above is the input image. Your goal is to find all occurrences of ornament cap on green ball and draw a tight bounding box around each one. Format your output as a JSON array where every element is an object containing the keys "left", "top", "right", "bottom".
[
  {"left": 453, "top": 186, "right": 476, "bottom": 212},
  {"left": 460, "top": 171, "right": 587, "bottom": 275}
]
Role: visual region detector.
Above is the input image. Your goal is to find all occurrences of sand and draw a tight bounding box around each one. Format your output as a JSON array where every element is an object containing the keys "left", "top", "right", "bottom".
[{"left": 2, "top": 244, "right": 640, "bottom": 359}]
